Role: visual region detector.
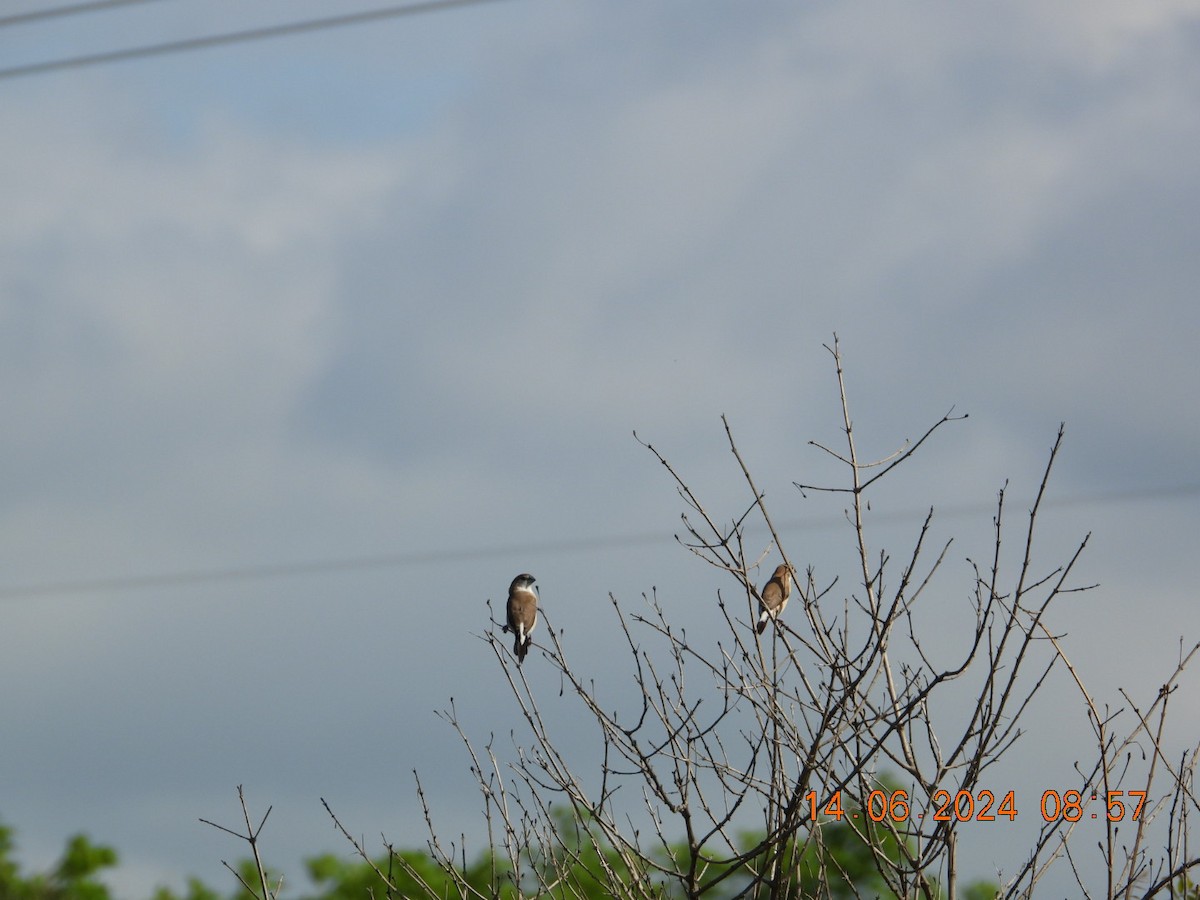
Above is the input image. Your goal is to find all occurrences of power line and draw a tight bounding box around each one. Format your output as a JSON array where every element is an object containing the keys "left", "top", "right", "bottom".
[
  {"left": 0, "top": 0, "right": 171, "bottom": 30},
  {"left": 0, "top": 482, "right": 1195, "bottom": 601},
  {"left": 0, "top": 534, "right": 657, "bottom": 600},
  {"left": 0, "top": 0, "right": 516, "bottom": 81}
]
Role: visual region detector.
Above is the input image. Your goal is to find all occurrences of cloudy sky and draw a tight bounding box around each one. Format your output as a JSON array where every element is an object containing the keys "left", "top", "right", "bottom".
[{"left": 1, "top": 0, "right": 1198, "bottom": 896}]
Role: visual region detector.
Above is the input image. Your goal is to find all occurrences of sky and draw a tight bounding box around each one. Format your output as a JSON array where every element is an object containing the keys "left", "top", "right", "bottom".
[{"left": 1, "top": 0, "right": 1198, "bottom": 896}]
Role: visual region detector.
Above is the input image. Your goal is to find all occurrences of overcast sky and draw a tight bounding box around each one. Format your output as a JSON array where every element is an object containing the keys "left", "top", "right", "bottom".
[{"left": 1, "top": 1, "right": 1198, "bottom": 896}]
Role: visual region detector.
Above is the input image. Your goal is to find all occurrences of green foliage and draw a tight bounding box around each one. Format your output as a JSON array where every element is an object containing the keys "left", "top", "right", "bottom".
[
  {"left": 1174, "top": 876, "right": 1200, "bottom": 900},
  {"left": 961, "top": 883, "right": 1001, "bottom": 900},
  {"left": 534, "top": 809, "right": 658, "bottom": 899},
  {"left": 0, "top": 815, "right": 999, "bottom": 900},
  {"left": 0, "top": 825, "right": 20, "bottom": 898},
  {"left": 0, "top": 823, "right": 119, "bottom": 900},
  {"left": 302, "top": 847, "right": 510, "bottom": 900}
]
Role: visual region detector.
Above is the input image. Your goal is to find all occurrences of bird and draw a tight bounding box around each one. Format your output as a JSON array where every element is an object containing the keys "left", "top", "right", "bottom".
[
  {"left": 756, "top": 563, "right": 794, "bottom": 634},
  {"left": 503, "top": 573, "right": 539, "bottom": 664}
]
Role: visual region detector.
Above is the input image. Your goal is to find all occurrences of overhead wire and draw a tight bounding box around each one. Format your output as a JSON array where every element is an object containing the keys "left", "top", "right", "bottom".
[
  {"left": 0, "top": 6, "right": 1194, "bottom": 599},
  {"left": 0, "top": 482, "right": 1195, "bottom": 600},
  {"left": 0, "top": 0, "right": 517, "bottom": 81},
  {"left": 0, "top": 0, "right": 171, "bottom": 30}
]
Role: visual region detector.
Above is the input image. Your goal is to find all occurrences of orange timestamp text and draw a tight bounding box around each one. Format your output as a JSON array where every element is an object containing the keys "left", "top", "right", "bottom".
[{"left": 802, "top": 789, "right": 1146, "bottom": 823}]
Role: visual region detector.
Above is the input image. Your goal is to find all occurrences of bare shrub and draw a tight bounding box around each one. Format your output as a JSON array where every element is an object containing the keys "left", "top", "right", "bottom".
[{"left": 287, "top": 338, "right": 1197, "bottom": 899}]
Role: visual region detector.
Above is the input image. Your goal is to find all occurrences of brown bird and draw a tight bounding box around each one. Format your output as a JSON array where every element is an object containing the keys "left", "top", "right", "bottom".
[
  {"left": 503, "top": 573, "right": 538, "bottom": 664},
  {"left": 756, "top": 563, "right": 793, "bottom": 634}
]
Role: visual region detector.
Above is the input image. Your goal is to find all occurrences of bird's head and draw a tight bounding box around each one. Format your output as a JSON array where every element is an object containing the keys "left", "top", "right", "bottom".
[{"left": 511, "top": 573, "right": 537, "bottom": 592}]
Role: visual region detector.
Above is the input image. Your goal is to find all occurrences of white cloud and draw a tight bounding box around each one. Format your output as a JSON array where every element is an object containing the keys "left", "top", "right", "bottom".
[{"left": 1027, "top": 0, "right": 1200, "bottom": 70}]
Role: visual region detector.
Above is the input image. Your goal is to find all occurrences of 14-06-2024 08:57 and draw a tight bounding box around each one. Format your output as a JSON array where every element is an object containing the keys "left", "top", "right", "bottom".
[{"left": 801, "top": 788, "right": 1147, "bottom": 823}]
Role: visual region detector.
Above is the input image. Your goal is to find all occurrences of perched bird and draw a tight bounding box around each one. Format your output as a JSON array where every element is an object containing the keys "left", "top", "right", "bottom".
[
  {"left": 503, "top": 573, "right": 539, "bottom": 664},
  {"left": 756, "top": 563, "right": 794, "bottom": 634}
]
